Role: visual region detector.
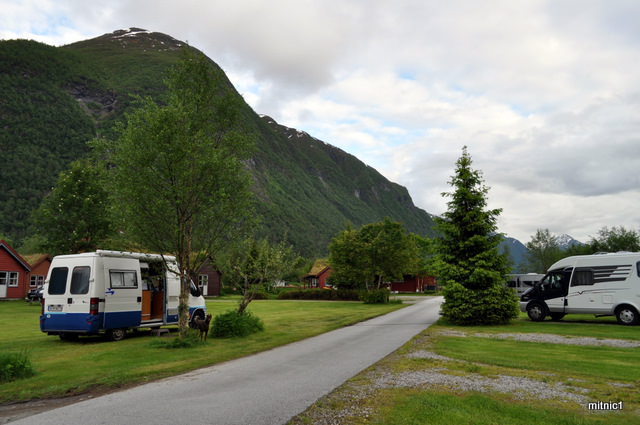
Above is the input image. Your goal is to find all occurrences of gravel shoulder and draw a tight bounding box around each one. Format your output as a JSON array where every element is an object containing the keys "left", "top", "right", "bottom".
[{"left": 288, "top": 329, "right": 639, "bottom": 424}]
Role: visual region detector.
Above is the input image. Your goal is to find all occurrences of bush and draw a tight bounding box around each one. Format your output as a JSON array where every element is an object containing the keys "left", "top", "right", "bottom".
[
  {"left": 440, "top": 282, "right": 519, "bottom": 325},
  {"left": 276, "top": 288, "right": 360, "bottom": 301},
  {"left": 0, "top": 350, "right": 35, "bottom": 383},
  {"left": 211, "top": 310, "right": 265, "bottom": 338},
  {"left": 359, "top": 289, "right": 390, "bottom": 304}
]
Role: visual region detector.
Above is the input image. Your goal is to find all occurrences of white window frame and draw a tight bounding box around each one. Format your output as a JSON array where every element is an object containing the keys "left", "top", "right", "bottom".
[
  {"left": 1, "top": 271, "right": 20, "bottom": 287},
  {"left": 30, "top": 275, "right": 45, "bottom": 288}
]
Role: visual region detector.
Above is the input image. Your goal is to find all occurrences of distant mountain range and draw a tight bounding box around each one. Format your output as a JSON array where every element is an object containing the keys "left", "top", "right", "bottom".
[{"left": 501, "top": 234, "right": 583, "bottom": 272}]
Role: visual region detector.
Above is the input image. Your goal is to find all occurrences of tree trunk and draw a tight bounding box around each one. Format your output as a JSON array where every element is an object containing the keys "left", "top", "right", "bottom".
[{"left": 177, "top": 220, "right": 193, "bottom": 339}]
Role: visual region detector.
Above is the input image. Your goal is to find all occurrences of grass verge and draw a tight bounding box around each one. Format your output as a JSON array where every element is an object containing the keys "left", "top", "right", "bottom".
[
  {"left": 0, "top": 299, "right": 404, "bottom": 403},
  {"left": 290, "top": 312, "right": 640, "bottom": 425}
]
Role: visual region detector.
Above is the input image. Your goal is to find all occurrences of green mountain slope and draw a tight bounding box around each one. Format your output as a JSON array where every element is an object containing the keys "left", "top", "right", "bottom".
[{"left": 0, "top": 28, "right": 435, "bottom": 256}]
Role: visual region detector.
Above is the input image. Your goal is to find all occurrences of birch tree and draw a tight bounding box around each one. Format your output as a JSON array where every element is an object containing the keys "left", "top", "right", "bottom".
[{"left": 92, "top": 51, "right": 253, "bottom": 337}]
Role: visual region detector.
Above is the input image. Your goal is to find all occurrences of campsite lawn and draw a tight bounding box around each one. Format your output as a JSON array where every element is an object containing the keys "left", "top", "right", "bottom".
[
  {"left": 0, "top": 299, "right": 404, "bottom": 403},
  {"left": 291, "top": 313, "right": 640, "bottom": 425}
]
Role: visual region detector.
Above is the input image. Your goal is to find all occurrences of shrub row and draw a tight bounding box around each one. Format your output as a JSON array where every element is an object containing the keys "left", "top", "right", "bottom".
[
  {"left": 277, "top": 288, "right": 360, "bottom": 301},
  {"left": 359, "top": 289, "right": 390, "bottom": 304}
]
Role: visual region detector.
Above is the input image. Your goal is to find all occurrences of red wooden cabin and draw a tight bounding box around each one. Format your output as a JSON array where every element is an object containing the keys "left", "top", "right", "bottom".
[{"left": 0, "top": 240, "right": 31, "bottom": 299}]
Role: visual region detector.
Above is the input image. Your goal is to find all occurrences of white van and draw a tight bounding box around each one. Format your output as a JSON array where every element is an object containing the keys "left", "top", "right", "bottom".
[
  {"left": 40, "top": 250, "right": 207, "bottom": 340},
  {"left": 520, "top": 252, "right": 640, "bottom": 325},
  {"left": 506, "top": 273, "right": 544, "bottom": 296}
]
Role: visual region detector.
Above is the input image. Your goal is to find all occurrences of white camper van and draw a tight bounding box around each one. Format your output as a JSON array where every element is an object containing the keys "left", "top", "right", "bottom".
[
  {"left": 40, "top": 250, "right": 207, "bottom": 340},
  {"left": 506, "top": 273, "right": 545, "bottom": 296},
  {"left": 520, "top": 252, "right": 640, "bottom": 325}
]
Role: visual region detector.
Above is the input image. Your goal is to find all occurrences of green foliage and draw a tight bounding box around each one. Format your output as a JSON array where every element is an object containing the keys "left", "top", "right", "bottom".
[
  {"left": 440, "top": 282, "right": 519, "bottom": 325},
  {"left": 221, "top": 237, "right": 300, "bottom": 314},
  {"left": 277, "top": 288, "right": 360, "bottom": 301},
  {"left": 329, "top": 218, "right": 419, "bottom": 291},
  {"left": 0, "top": 40, "right": 96, "bottom": 243},
  {"left": 588, "top": 225, "right": 640, "bottom": 253},
  {"left": 435, "top": 147, "right": 515, "bottom": 325},
  {"left": 523, "top": 228, "right": 565, "bottom": 273},
  {"left": 211, "top": 310, "right": 265, "bottom": 338},
  {"left": 31, "top": 158, "right": 112, "bottom": 254},
  {"left": 0, "top": 350, "right": 35, "bottom": 383},
  {"left": 359, "top": 288, "right": 391, "bottom": 304}
]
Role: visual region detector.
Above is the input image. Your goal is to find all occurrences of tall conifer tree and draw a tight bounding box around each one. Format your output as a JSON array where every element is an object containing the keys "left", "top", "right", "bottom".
[{"left": 434, "top": 147, "right": 518, "bottom": 325}]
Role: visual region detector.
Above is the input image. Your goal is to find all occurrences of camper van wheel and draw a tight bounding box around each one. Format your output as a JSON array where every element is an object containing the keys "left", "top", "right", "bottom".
[
  {"left": 526, "top": 302, "right": 547, "bottom": 322},
  {"left": 615, "top": 306, "right": 639, "bottom": 326},
  {"left": 107, "top": 328, "right": 127, "bottom": 341}
]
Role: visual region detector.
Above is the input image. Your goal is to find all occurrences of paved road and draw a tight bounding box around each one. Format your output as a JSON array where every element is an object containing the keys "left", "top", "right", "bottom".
[{"left": 13, "top": 297, "right": 442, "bottom": 425}]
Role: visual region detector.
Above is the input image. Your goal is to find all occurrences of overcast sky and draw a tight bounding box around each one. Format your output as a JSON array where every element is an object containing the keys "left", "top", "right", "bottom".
[{"left": 3, "top": 0, "right": 640, "bottom": 243}]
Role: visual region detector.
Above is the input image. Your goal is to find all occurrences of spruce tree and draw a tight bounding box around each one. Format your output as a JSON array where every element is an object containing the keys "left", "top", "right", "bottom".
[{"left": 434, "top": 146, "right": 518, "bottom": 325}]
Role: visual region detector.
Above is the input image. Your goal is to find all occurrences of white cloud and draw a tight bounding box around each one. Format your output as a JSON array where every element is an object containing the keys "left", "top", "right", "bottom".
[{"left": 3, "top": 0, "right": 640, "bottom": 244}]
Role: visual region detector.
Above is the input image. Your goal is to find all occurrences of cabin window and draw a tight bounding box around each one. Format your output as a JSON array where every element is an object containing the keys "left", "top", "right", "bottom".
[
  {"left": 0, "top": 271, "right": 18, "bottom": 287},
  {"left": 70, "top": 266, "right": 91, "bottom": 294},
  {"left": 30, "top": 275, "right": 44, "bottom": 287},
  {"left": 109, "top": 270, "right": 138, "bottom": 288},
  {"left": 48, "top": 267, "right": 69, "bottom": 295},
  {"left": 571, "top": 269, "right": 594, "bottom": 287}
]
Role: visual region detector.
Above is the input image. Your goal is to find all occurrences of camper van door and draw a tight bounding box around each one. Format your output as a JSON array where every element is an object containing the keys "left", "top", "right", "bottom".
[{"left": 102, "top": 259, "right": 142, "bottom": 329}]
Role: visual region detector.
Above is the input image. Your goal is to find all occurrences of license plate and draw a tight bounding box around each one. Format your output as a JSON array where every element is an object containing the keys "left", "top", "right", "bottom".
[{"left": 48, "top": 305, "right": 63, "bottom": 312}]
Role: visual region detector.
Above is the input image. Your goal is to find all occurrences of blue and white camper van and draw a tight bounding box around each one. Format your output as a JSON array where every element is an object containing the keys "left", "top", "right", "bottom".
[{"left": 40, "top": 250, "right": 207, "bottom": 340}]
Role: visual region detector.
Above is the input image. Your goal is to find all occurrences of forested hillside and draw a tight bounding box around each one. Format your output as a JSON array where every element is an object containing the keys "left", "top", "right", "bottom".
[{"left": 0, "top": 28, "right": 435, "bottom": 257}]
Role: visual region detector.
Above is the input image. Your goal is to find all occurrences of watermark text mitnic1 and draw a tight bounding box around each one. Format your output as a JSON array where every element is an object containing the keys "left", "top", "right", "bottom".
[{"left": 588, "top": 400, "right": 623, "bottom": 411}]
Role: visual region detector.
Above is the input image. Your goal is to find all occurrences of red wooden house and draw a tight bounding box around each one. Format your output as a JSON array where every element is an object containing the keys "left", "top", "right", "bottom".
[
  {"left": 302, "top": 260, "right": 333, "bottom": 288},
  {"left": 194, "top": 259, "right": 222, "bottom": 297},
  {"left": 384, "top": 275, "right": 437, "bottom": 293},
  {"left": 24, "top": 254, "right": 52, "bottom": 292},
  {"left": 0, "top": 240, "right": 31, "bottom": 299}
]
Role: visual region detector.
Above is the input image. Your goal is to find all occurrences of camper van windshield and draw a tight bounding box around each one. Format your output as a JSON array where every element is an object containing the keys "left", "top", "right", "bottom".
[{"left": 539, "top": 270, "right": 564, "bottom": 291}]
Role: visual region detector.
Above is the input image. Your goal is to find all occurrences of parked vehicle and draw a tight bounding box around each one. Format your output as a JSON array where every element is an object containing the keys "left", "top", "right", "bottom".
[
  {"left": 40, "top": 250, "right": 207, "bottom": 340},
  {"left": 520, "top": 252, "right": 640, "bottom": 325},
  {"left": 26, "top": 286, "right": 44, "bottom": 302},
  {"left": 506, "top": 273, "right": 544, "bottom": 296}
]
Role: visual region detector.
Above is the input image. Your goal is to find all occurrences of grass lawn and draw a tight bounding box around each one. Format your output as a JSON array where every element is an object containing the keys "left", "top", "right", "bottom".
[
  {"left": 0, "top": 299, "right": 405, "bottom": 403},
  {"left": 291, "top": 312, "right": 640, "bottom": 425}
]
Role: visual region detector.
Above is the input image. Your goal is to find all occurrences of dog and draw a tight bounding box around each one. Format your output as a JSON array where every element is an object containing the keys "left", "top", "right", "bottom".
[{"left": 193, "top": 314, "right": 212, "bottom": 341}]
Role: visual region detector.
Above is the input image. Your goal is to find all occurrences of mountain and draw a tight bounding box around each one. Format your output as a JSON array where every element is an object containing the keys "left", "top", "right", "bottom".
[
  {"left": 500, "top": 233, "right": 584, "bottom": 273},
  {"left": 556, "top": 234, "right": 583, "bottom": 250},
  {"left": 0, "top": 28, "right": 435, "bottom": 257},
  {"left": 500, "top": 236, "right": 528, "bottom": 272}
]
